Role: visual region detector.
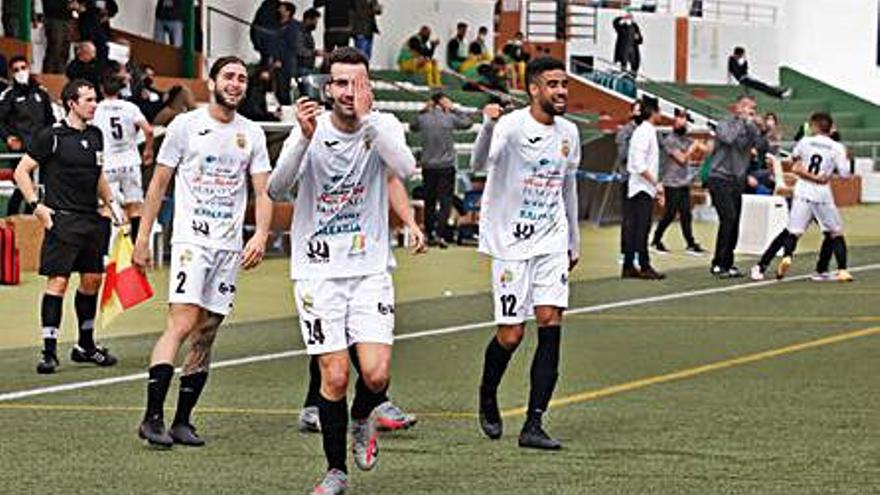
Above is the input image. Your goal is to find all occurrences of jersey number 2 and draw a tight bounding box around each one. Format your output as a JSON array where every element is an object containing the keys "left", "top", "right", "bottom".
[{"left": 175, "top": 271, "right": 186, "bottom": 294}]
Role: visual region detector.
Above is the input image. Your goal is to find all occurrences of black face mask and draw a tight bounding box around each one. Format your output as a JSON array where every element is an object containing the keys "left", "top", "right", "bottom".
[
  {"left": 143, "top": 77, "right": 154, "bottom": 87},
  {"left": 674, "top": 126, "right": 687, "bottom": 136}
]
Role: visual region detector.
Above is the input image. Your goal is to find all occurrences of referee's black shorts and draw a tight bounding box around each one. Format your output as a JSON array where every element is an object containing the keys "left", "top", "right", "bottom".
[{"left": 39, "top": 211, "right": 111, "bottom": 276}]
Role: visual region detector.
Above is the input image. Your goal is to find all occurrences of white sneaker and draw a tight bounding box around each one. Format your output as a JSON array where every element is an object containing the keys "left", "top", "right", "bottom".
[
  {"left": 810, "top": 272, "right": 833, "bottom": 282},
  {"left": 750, "top": 265, "right": 765, "bottom": 281}
]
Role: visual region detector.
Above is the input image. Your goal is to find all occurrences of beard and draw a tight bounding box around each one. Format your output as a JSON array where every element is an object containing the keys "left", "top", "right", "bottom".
[
  {"left": 540, "top": 97, "right": 566, "bottom": 117},
  {"left": 214, "top": 88, "right": 240, "bottom": 111}
]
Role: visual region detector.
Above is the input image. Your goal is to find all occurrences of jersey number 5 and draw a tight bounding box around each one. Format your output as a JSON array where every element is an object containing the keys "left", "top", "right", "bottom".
[{"left": 110, "top": 116, "right": 124, "bottom": 140}]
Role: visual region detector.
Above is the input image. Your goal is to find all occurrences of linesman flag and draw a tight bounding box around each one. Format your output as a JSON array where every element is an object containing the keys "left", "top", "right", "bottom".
[{"left": 101, "top": 229, "right": 153, "bottom": 327}]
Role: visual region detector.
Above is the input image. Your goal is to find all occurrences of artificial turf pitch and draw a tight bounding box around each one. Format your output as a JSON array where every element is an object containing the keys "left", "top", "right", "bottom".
[{"left": 1, "top": 247, "right": 879, "bottom": 494}]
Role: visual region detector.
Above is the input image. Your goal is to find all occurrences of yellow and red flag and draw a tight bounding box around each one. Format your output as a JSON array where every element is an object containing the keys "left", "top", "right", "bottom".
[{"left": 100, "top": 229, "right": 153, "bottom": 327}]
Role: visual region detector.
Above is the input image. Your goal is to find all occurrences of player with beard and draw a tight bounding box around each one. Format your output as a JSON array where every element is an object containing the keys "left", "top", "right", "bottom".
[
  {"left": 132, "top": 56, "right": 273, "bottom": 448},
  {"left": 471, "top": 57, "right": 581, "bottom": 450}
]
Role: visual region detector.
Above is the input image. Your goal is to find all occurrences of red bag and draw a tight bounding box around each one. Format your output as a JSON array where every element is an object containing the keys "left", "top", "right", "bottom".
[{"left": 0, "top": 220, "right": 21, "bottom": 285}]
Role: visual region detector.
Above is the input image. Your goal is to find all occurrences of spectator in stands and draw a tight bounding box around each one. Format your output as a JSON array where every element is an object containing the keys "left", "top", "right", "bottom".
[
  {"left": 251, "top": 0, "right": 282, "bottom": 66},
  {"left": 460, "top": 42, "right": 485, "bottom": 81},
  {"left": 728, "top": 46, "right": 792, "bottom": 99},
  {"left": 689, "top": 0, "right": 703, "bottom": 17},
  {"left": 708, "top": 95, "right": 761, "bottom": 278},
  {"left": 66, "top": 41, "right": 101, "bottom": 91},
  {"left": 651, "top": 109, "right": 708, "bottom": 255},
  {"left": 296, "top": 8, "right": 322, "bottom": 79},
  {"left": 1, "top": 56, "right": 55, "bottom": 215},
  {"left": 316, "top": 0, "right": 356, "bottom": 57},
  {"left": 410, "top": 92, "right": 473, "bottom": 247},
  {"left": 352, "top": 0, "right": 382, "bottom": 60},
  {"left": 613, "top": 11, "right": 642, "bottom": 74},
  {"left": 0, "top": 55, "right": 8, "bottom": 93},
  {"left": 641, "top": 0, "right": 658, "bottom": 13},
  {"left": 502, "top": 32, "right": 531, "bottom": 89},
  {"left": 763, "top": 112, "right": 782, "bottom": 155},
  {"left": 275, "top": 2, "right": 300, "bottom": 105},
  {"left": 153, "top": 85, "right": 196, "bottom": 126},
  {"left": 76, "top": 0, "right": 119, "bottom": 64},
  {"left": 43, "top": 0, "right": 77, "bottom": 74},
  {"left": 398, "top": 26, "right": 442, "bottom": 87},
  {"left": 239, "top": 66, "right": 281, "bottom": 122},
  {"left": 447, "top": 22, "right": 469, "bottom": 73},
  {"left": 154, "top": 0, "right": 185, "bottom": 48},
  {"left": 132, "top": 64, "right": 164, "bottom": 123},
  {"left": 2, "top": 0, "right": 20, "bottom": 38},
  {"left": 616, "top": 100, "right": 642, "bottom": 266},
  {"left": 470, "top": 26, "right": 492, "bottom": 63},
  {"left": 622, "top": 97, "right": 665, "bottom": 280}
]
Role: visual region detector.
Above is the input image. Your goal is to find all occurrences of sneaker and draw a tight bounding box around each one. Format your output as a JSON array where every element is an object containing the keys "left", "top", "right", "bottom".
[
  {"left": 810, "top": 271, "right": 833, "bottom": 282},
  {"left": 70, "top": 344, "right": 118, "bottom": 367},
  {"left": 711, "top": 265, "right": 723, "bottom": 276},
  {"left": 719, "top": 267, "right": 744, "bottom": 279},
  {"left": 620, "top": 266, "right": 641, "bottom": 279},
  {"left": 351, "top": 416, "right": 379, "bottom": 471},
  {"left": 518, "top": 420, "right": 562, "bottom": 450},
  {"left": 478, "top": 387, "right": 502, "bottom": 439},
  {"left": 311, "top": 468, "right": 348, "bottom": 495},
  {"left": 776, "top": 256, "right": 792, "bottom": 280},
  {"left": 138, "top": 417, "right": 174, "bottom": 448},
  {"left": 298, "top": 406, "right": 321, "bottom": 433},
  {"left": 36, "top": 351, "right": 59, "bottom": 374},
  {"left": 685, "top": 244, "right": 706, "bottom": 256},
  {"left": 836, "top": 269, "right": 854, "bottom": 282},
  {"left": 750, "top": 265, "right": 765, "bottom": 281},
  {"left": 169, "top": 422, "right": 205, "bottom": 447},
  {"left": 651, "top": 241, "right": 670, "bottom": 254},
  {"left": 781, "top": 87, "right": 794, "bottom": 100},
  {"left": 638, "top": 267, "right": 666, "bottom": 280},
  {"left": 374, "top": 401, "right": 418, "bottom": 431}
]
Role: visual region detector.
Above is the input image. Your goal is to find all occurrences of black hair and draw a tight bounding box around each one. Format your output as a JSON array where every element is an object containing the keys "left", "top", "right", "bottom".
[
  {"left": 9, "top": 55, "right": 28, "bottom": 68},
  {"left": 639, "top": 96, "right": 660, "bottom": 120},
  {"left": 525, "top": 56, "right": 566, "bottom": 88},
  {"left": 810, "top": 112, "right": 834, "bottom": 134},
  {"left": 457, "top": 22, "right": 468, "bottom": 30},
  {"left": 326, "top": 46, "right": 370, "bottom": 72},
  {"left": 304, "top": 8, "right": 321, "bottom": 20},
  {"left": 431, "top": 92, "right": 447, "bottom": 104},
  {"left": 61, "top": 79, "right": 95, "bottom": 112},
  {"left": 280, "top": 2, "right": 296, "bottom": 15},
  {"left": 479, "top": 26, "right": 488, "bottom": 34},
  {"left": 733, "top": 46, "right": 746, "bottom": 56},
  {"left": 102, "top": 74, "right": 126, "bottom": 96},
  {"left": 209, "top": 55, "right": 247, "bottom": 81}
]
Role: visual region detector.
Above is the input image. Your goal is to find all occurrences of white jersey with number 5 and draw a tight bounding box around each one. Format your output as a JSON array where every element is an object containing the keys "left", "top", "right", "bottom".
[
  {"left": 156, "top": 107, "right": 271, "bottom": 251},
  {"left": 92, "top": 98, "right": 147, "bottom": 168},
  {"left": 478, "top": 108, "right": 581, "bottom": 261},
  {"left": 792, "top": 135, "right": 849, "bottom": 203}
]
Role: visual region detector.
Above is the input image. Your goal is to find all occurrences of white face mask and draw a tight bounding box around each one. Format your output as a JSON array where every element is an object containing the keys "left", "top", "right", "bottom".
[{"left": 13, "top": 71, "right": 29, "bottom": 85}]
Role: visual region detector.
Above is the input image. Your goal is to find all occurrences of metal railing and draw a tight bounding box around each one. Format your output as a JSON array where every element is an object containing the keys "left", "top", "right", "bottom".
[
  {"left": 525, "top": 0, "right": 599, "bottom": 42},
  {"left": 693, "top": 0, "right": 778, "bottom": 24},
  {"left": 205, "top": 5, "right": 265, "bottom": 60}
]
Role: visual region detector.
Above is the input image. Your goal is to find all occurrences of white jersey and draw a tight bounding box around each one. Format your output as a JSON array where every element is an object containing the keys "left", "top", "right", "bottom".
[
  {"left": 478, "top": 108, "right": 581, "bottom": 261},
  {"left": 92, "top": 98, "right": 146, "bottom": 168},
  {"left": 156, "top": 107, "right": 271, "bottom": 251},
  {"left": 792, "top": 135, "right": 849, "bottom": 203},
  {"left": 287, "top": 111, "right": 409, "bottom": 280}
]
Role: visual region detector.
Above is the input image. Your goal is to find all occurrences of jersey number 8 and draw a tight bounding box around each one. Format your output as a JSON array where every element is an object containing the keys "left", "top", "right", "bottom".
[{"left": 808, "top": 154, "right": 823, "bottom": 175}]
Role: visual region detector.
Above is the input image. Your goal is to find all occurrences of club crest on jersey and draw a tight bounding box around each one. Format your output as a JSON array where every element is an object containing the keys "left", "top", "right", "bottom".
[
  {"left": 235, "top": 133, "right": 247, "bottom": 149},
  {"left": 179, "top": 248, "right": 194, "bottom": 267},
  {"left": 301, "top": 292, "right": 314, "bottom": 312},
  {"left": 500, "top": 268, "right": 515, "bottom": 286},
  {"left": 81, "top": 139, "right": 89, "bottom": 149},
  {"left": 350, "top": 233, "right": 367, "bottom": 255},
  {"left": 561, "top": 139, "right": 571, "bottom": 157}
]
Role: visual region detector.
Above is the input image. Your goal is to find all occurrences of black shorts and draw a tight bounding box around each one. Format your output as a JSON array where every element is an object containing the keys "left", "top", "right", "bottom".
[{"left": 39, "top": 211, "right": 111, "bottom": 277}]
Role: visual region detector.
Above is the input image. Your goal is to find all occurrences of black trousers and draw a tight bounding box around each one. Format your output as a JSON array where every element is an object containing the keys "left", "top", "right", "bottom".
[
  {"left": 619, "top": 180, "right": 630, "bottom": 255},
  {"left": 652, "top": 186, "right": 695, "bottom": 247},
  {"left": 708, "top": 177, "right": 743, "bottom": 270},
  {"left": 423, "top": 167, "right": 455, "bottom": 240},
  {"left": 739, "top": 76, "right": 785, "bottom": 99},
  {"left": 623, "top": 192, "right": 653, "bottom": 270}
]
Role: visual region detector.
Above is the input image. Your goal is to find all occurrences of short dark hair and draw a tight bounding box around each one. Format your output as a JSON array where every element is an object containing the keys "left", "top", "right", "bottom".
[
  {"left": 733, "top": 46, "right": 746, "bottom": 56},
  {"left": 479, "top": 26, "right": 488, "bottom": 34},
  {"left": 9, "top": 55, "right": 28, "bottom": 68},
  {"left": 209, "top": 55, "right": 247, "bottom": 80},
  {"left": 640, "top": 96, "right": 660, "bottom": 120},
  {"left": 304, "top": 7, "right": 321, "bottom": 20},
  {"left": 280, "top": 2, "right": 296, "bottom": 15},
  {"left": 430, "top": 92, "right": 447, "bottom": 104},
  {"left": 457, "top": 22, "right": 468, "bottom": 30},
  {"left": 61, "top": 79, "right": 95, "bottom": 112},
  {"left": 326, "top": 46, "right": 370, "bottom": 72},
  {"left": 525, "top": 56, "right": 566, "bottom": 88},
  {"left": 810, "top": 112, "right": 834, "bottom": 134},
  {"left": 102, "top": 74, "right": 126, "bottom": 96}
]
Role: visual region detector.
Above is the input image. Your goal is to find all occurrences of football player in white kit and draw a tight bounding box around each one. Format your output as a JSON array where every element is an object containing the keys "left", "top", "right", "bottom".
[
  {"left": 267, "top": 47, "right": 423, "bottom": 495},
  {"left": 750, "top": 112, "right": 852, "bottom": 282},
  {"left": 471, "top": 57, "right": 581, "bottom": 450},
  {"left": 131, "top": 56, "right": 273, "bottom": 448},
  {"left": 92, "top": 73, "right": 155, "bottom": 243}
]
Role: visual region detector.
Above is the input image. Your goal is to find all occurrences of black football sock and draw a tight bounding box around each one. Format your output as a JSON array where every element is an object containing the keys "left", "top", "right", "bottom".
[
  {"left": 349, "top": 345, "right": 389, "bottom": 404},
  {"left": 816, "top": 233, "right": 833, "bottom": 273},
  {"left": 480, "top": 335, "right": 515, "bottom": 395},
  {"left": 758, "top": 230, "right": 789, "bottom": 270},
  {"left": 129, "top": 216, "right": 141, "bottom": 245},
  {"left": 303, "top": 355, "right": 322, "bottom": 408},
  {"left": 41, "top": 293, "right": 63, "bottom": 355},
  {"left": 317, "top": 394, "right": 348, "bottom": 473},
  {"left": 350, "top": 376, "right": 387, "bottom": 421},
  {"left": 526, "top": 325, "right": 561, "bottom": 425},
  {"left": 144, "top": 363, "right": 174, "bottom": 422},
  {"left": 831, "top": 236, "right": 848, "bottom": 270},
  {"left": 782, "top": 231, "right": 799, "bottom": 257},
  {"left": 74, "top": 291, "right": 98, "bottom": 350},
  {"left": 173, "top": 371, "right": 208, "bottom": 426}
]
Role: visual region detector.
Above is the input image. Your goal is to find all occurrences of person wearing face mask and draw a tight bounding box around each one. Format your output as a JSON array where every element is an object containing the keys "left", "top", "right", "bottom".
[
  {"left": 651, "top": 109, "right": 708, "bottom": 256},
  {"left": 613, "top": 11, "right": 643, "bottom": 74},
  {"left": 0, "top": 56, "right": 56, "bottom": 215},
  {"left": 470, "top": 26, "right": 492, "bottom": 63},
  {"left": 397, "top": 25, "right": 442, "bottom": 87}
]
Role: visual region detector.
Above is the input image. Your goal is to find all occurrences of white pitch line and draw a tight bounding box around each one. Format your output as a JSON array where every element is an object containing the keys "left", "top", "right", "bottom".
[{"left": 2, "top": 263, "right": 879, "bottom": 403}]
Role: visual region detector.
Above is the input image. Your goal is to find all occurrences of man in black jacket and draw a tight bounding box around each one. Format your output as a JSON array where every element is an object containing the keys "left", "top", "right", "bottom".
[
  {"left": 613, "top": 12, "right": 642, "bottom": 74},
  {"left": 316, "top": 0, "right": 355, "bottom": 56},
  {"left": 77, "top": 0, "right": 119, "bottom": 64},
  {"left": 1, "top": 56, "right": 56, "bottom": 215},
  {"left": 251, "top": 0, "right": 281, "bottom": 66},
  {"left": 728, "top": 46, "right": 792, "bottom": 99},
  {"left": 43, "top": 0, "right": 77, "bottom": 73}
]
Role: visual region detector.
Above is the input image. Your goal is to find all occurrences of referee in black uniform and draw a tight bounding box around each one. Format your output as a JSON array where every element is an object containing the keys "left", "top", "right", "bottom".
[{"left": 14, "top": 79, "right": 121, "bottom": 374}]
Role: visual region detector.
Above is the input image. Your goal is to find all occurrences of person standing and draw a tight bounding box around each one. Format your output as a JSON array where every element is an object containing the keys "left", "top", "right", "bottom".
[
  {"left": 296, "top": 8, "right": 322, "bottom": 79},
  {"left": 411, "top": 92, "right": 472, "bottom": 247},
  {"left": 13, "top": 79, "right": 121, "bottom": 374},
  {"left": 352, "top": 0, "right": 381, "bottom": 60},
  {"left": 615, "top": 100, "right": 641, "bottom": 266},
  {"left": 76, "top": 0, "right": 119, "bottom": 64},
  {"left": 316, "top": 0, "right": 356, "bottom": 56},
  {"left": 708, "top": 95, "right": 760, "bottom": 278},
  {"left": 471, "top": 57, "right": 581, "bottom": 450},
  {"left": 651, "top": 109, "right": 707, "bottom": 255},
  {"left": 154, "top": 0, "right": 185, "bottom": 47},
  {"left": 275, "top": 2, "right": 300, "bottom": 105},
  {"left": 622, "top": 98, "right": 665, "bottom": 280},
  {"left": 132, "top": 56, "right": 273, "bottom": 448},
  {"left": 613, "top": 12, "right": 642, "bottom": 74},
  {"left": 250, "top": 0, "right": 282, "bottom": 66},
  {"left": 267, "top": 47, "right": 422, "bottom": 495}
]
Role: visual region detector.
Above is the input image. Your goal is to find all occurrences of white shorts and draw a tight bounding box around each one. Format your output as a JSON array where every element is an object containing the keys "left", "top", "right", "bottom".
[
  {"left": 294, "top": 272, "right": 395, "bottom": 355},
  {"left": 788, "top": 197, "right": 843, "bottom": 235},
  {"left": 491, "top": 252, "right": 570, "bottom": 325},
  {"left": 104, "top": 164, "right": 143, "bottom": 204},
  {"left": 168, "top": 243, "right": 241, "bottom": 315}
]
